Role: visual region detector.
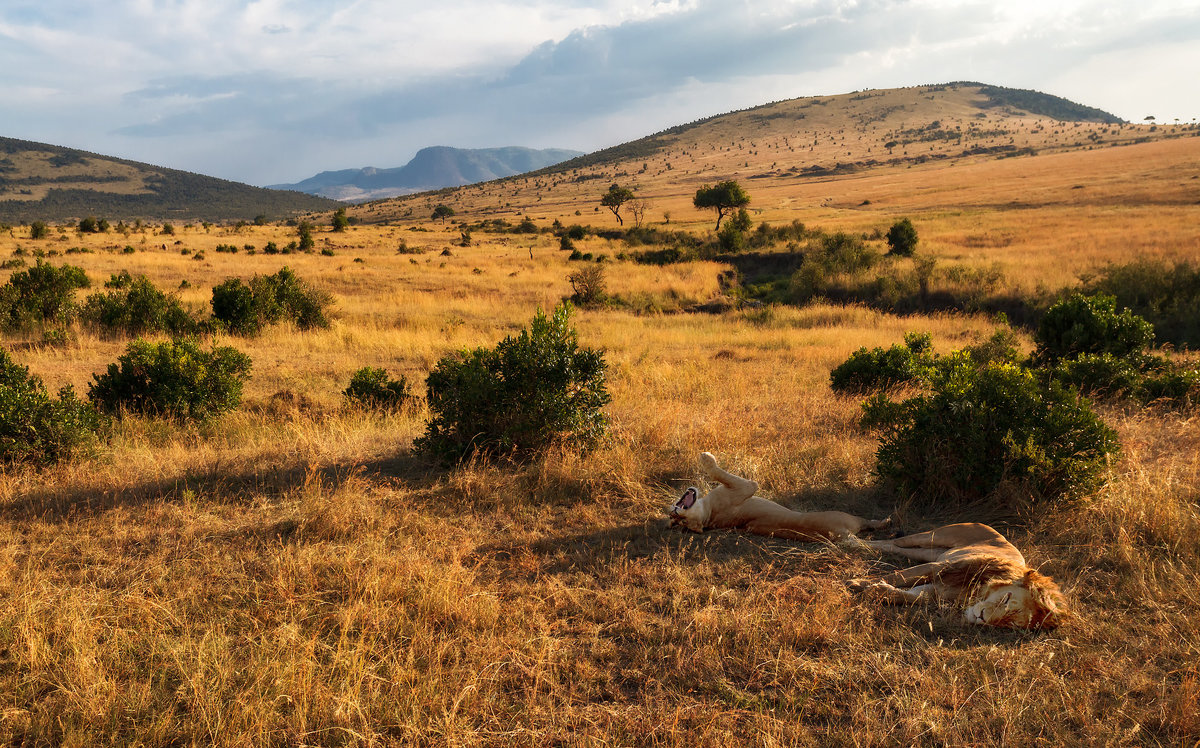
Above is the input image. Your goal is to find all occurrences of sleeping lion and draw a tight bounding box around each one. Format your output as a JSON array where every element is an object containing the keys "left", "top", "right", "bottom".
[
  {"left": 668, "top": 452, "right": 890, "bottom": 540},
  {"left": 848, "top": 523, "right": 1066, "bottom": 629}
]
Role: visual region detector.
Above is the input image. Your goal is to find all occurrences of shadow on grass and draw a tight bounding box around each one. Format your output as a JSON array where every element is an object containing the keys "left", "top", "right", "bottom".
[
  {"left": 0, "top": 449, "right": 439, "bottom": 524},
  {"left": 470, "top": 483, "right": 898, "bottom": 581}
]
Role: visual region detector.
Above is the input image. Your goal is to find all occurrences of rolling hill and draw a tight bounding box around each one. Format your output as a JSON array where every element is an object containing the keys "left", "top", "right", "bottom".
[
  {"left": 271, "top": 146, "right": 585, "bottom": 202},
  {"left": 344, "top": 82, "right": 1192, "bottom": 227},
  {"left": 0, "top": 136, "right": 340, "bottom": 224}
]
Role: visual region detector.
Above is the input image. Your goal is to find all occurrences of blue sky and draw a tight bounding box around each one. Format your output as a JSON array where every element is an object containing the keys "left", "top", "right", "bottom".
[{"left": 2, "top": 0, "right": 1197, "bottom": 186}]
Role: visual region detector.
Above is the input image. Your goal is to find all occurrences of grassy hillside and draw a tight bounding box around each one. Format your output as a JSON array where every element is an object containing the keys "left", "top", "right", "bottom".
[
  {"left": 350, "top": 82, "right": 1192, "bottom": 231},
  {"left": 0, "top": 136, "right": 340, "bottom": 223},
  {"left": 0, "top": 82, "right": 1198, "bottom": 744}
]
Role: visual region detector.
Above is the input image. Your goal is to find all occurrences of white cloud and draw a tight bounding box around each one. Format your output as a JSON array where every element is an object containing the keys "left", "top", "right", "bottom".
[{"left": 1, "top": 0, "right": 1196, "bottom": 184}]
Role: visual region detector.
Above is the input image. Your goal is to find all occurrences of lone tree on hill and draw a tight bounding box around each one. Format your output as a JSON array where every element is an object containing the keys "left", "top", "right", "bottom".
[
  {"left": 694, "top": 181, "right": 750, "bottom": 230},
  {"left": 600, "top": 184, "right": 635, "bottom": 226},
  {"left": 432, "top": 204, "right": 455, "bottom": 224}
]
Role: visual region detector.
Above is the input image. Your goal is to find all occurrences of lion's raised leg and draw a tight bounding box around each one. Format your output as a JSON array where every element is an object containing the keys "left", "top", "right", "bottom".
[{"left": 698, "top": 452, "right": 758, "bottom": 504}]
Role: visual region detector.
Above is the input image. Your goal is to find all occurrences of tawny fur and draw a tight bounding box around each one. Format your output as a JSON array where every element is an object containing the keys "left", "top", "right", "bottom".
[
  {"left": 848, "top": 523, "right": 1066, "bottom": 629},
  {"left": 668, "top": 452, "right": 890, "bottom": 541}
]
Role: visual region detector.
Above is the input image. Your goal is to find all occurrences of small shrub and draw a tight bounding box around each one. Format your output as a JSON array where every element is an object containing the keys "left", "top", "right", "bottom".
[
  {"left": 211, "top": 267, "right": 332, "bottom": 335},
  {"left": 820, "top": 231, "right": 880, "bottom": 274},
  {"left": 1034, "top": 293, "right": 1154, "bottom": 365},
  {"left": 886, "top": 218, "right": 919, "bottom": 256},
  {"left": 88, "top": 338, "right": 252, "bottom": 420},
  {"left": 568, "top": 265, "right": 608, "bottom": 306},
  {"left": 331, "top": 208, "right": 349, "bottom": 232},
  {"left": 417, "top": 303, "right": 610, "bottom": 461},
  {"left": 830, "top": 332, "right": 935, "bottom": 393},
  {"left": 963, "top": 326, "right": 1023, "bottom": 367},
  {"left": 81, "top": 273, "right": 198, "bottom": 337},
  {"left": 1052, "top": 352, "right": 1200, "bottom": 407},
  {"left": 1051, "top": 353, "right": 1143, "bottom": 399},
  {"left": 862, "top": 359, "right": 1118, "bottom": 514},
  {"left": 41, "top": 328, "right": 71, "bottom": 347},
  {"left": 0, "top": 348, "right": 102, "bottom": 465},
  {"left": 343, "top": 367, "right": 411, "bottom": 410},
  {"left": 717, "top": 222, "right": 746, "bottom": 252},
  {"left": 1140, "top": 365, "right": 1200, "bottom": 407},
  {"left": 0, "top": 260, "right": 90, "bottom": 331},
  {"left": 298, "top": 221, "right": 315, "bottom": 251},
  {"left": 29, "top": 221, "right": 49, "bottom": 240}
]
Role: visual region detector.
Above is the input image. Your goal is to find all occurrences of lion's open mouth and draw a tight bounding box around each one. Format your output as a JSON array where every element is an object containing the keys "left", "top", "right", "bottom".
[{"left": 672, "top": 487, "right": 698, "bottom": 515}]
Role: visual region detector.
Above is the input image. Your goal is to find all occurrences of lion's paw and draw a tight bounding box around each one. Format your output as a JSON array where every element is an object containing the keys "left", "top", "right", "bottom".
[
  {"left": 698, "top": 451, "right": 719, "bottom": 474},
  {"left": 846, "top": 578, "right": 872, "bottom": 593}
]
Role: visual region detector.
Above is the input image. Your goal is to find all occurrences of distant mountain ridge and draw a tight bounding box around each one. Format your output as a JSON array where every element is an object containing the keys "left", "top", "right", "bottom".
[
  {"left": 271, "top": 146, "right": 584, "bottom": 201},
  {"left": 0, "top": 136, "right": 339, "bottom": 223}
]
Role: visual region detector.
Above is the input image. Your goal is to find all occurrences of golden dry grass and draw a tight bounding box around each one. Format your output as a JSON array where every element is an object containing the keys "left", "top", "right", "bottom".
[{"left": 2, "top": 97, "right": 1200, "bottom": 744}]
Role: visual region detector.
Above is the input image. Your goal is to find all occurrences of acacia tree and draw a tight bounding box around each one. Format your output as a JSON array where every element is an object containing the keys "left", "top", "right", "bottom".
[
  {"left": 432, "top": 205, "right": 455, "bottom": 224},
  {"left": 693, "top": 181, "right": 750, "bottom": 230},
  {"left": 600, "top": 184, "right": 635, "bottom": 226}
]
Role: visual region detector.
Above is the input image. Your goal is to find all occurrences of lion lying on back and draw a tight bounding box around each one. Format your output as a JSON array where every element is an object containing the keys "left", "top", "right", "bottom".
[
  {"left": 668, "top": 452, "right": 890, "bottom": 540},
  {"left": 668, "top": 453, "right": 1065, "bottom": 629},
  {"left": 848, "top": 523, "right": 1066, "bottom": 629}
]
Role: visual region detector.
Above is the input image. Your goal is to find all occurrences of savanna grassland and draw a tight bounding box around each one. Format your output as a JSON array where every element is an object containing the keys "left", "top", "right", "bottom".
[{"left": 2, "top": 84, "right": 1200, "bottom": 746}]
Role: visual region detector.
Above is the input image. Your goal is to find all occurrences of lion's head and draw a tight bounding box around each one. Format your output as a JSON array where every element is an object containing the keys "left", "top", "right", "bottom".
[
  {"left": 668, "top": 486, "right": 710, "bottom": 532},
  {"left": 963, "top": 569, "right": 1065, "bottom": 629}
]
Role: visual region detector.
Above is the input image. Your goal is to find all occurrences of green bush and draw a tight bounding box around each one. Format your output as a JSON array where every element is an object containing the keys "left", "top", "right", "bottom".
[
  {"left": 1051, "top": 352, "right": 1199, "bottom": 407},
  {"left": 211, "top": 267, "right": 331, "bottom": 335},
  {"left": 1084, "top": 259, "right": 1200, "bottom": 347},
  {"left": 29, "top": 221, "right": 50, "bottom": 240},
  {"left": 0, "top": 260, "right": 90, "bottom": 331},
  {"left": 862, "top": 359, "right": 1118, "bottom": 514},
  {"left": 830, "top": 332, "right": 935, "bottom": 393},
  {"left": 886, "top": 218, "right": 919, "bottom": 256},
  {"left": 1140, "top": 365, "right": 1200, "bottom": 407},
  {"left": 1034, "top": 294, "right": 1197, "bottom": 408},
  {"left": 1050, "top": 353, "right": 1143, "bottom": 399},
  {"left": 416, "top": 303, "right": 610, "bottom": 462},
  {"left": 0, "top": 348, "right": 102, "bottom": 465},
  {"left": 88, "top": 338, "right": 252, "bottom": 420},
  {"left": 343, "top": 367, "right": 412, "bottom": 410},
  {"left": 717, "top": 222, "right": 745, "bottom": 252},
  {"left": 81, "top": 273, "right": 198, "bottom": 337},
  {"left": 1034, "top": 293, "right": 1154, "bottom": 365}
]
